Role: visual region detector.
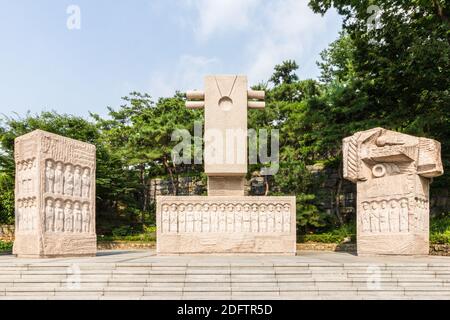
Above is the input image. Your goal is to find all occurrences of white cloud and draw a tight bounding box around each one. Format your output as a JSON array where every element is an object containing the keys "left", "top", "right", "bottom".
[
  {"left": 182, "top": 0, "right": 341, "bottom": 84},
  {"left": 189, "top": 0, "right": 259, "bottom": 41},
  {"left": 149, "top": 55, "right": 222, "bottom": 98},
  {"left": 245, "top": 0, "right": 336, "bottom": 84},
  {"left": 148, "top": 0, "right": 342, "bottom": 98}
]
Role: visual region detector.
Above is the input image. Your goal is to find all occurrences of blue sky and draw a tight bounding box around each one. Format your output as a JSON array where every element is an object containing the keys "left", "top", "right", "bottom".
[{"left": 0, "top": 0, "right": 342, "bottom": 118}]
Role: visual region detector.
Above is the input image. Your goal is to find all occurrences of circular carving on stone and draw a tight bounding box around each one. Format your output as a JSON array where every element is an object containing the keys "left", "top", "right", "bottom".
[
  {"left": 372, "top": 164, "right": 386, "bottom": 178},
  {"left": 218, "top": 96, "right": 233, "bottom": 111}
]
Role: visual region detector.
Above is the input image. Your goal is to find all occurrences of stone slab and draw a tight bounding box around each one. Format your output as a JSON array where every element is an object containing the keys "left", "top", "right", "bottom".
[{"left": 157, "top": 196, "right": 296, "bottom": 254}]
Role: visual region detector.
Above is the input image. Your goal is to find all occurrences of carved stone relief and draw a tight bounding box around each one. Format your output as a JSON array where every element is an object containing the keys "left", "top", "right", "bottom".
[
  {"left": 159, "top": 201, "right": 293, "bottom": 234},
  {"left": 343, "top": 127, "right": 443, "bottom": 255},
  {"left": 14, "top": 129, "right": 96, "bottom": 257}
]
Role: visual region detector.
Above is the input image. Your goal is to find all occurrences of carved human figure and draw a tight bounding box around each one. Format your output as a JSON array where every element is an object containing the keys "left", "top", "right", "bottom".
[
  {"left": 267, "top": 204, "right": 275, "bottom": 233},
  {"left": 81, "top": 168, "right": 91, "bottom": 198},
  {"left": 16, "top": 163, "right": 22, "bottom": 191},
  {"left": 388, "top": 200, "right": 399, "bottom": 232},
  {"left": 282, "top": 204, "right": 291, "bottom": 233},
  {"left": 242, "top": 204, "right": 251, "bottom": 232},
  {"left": 16, "top": 200, "right": 23, "bottom": 232},
  {"left": 171, "top": 204, "right": 180, "bottom": 233},
  {"left": 64, "top": 201, "right": 73, "bottom": 232},
  {"left": 30, "top": 198, "right": 37, "bottom": 231},
  {"left": 218, "top": 204, "right": 226, "bottom": 232},
  {"left": 210, "top": 204, "right": 218, "bottom": 232},
  {"left": 22, "top": 199, "right": 29, "bottom": 231},
  {"left": 24, "top": 198, "right": 31, "bottom": 231},
  {"left": 73, "top": 202, "right": 82, "bottom": 233},
  {"left": 82, "top": 203, "right": 90, "bottom": 233},
  {"left": 370, "top": 202, "right": 380, "bottom": 232},
  {"left": 202, "top": 204, "right": 210, "bottom": 233},
  {"left": 73, "top": 166, "right": 82, "bottom": 197},
  {"left": 275, "top": 204, "right": 283, "bottom": 232},
  {"left": 259, "top": 204, "right": 267, "bottom": 233},
  {"left": 45, "top": 160, "right": 55, "bottom": 193},
  {"left": 186, "top": 204, "right": 194, "bottom": 232},
  {"left": 194, "top": 203, "right": 202, "bottom": 232},
  {"left": 178, "top": 205, "right": 186, "bottom": 233},
  {"left": 414, "top": 199, "right": 423, "bottom": 231},
  {"left": 55, "top": 200, "right": 64, "bottom": 232},
  {"left": 54, "top": 162, "right": 64, "bottom": 194},
  {"left": 420, "top": 200, "right": 425, "bottom": 231},
  {"left": 226, "top": 204, "right": 234, "bottom": 232},
  {"left": 235, "top": 204, "right": 243, "bottom": 232},
  {"left": 399, "top": 199, "right": 409, "bottom": 232},
  {"left": 63, "top": 164, "right": 74, "bottom": 196},
  {"left": 251, "top": 204, "right": 259, "bottom": 233},
  {"left": 45, "top": 198, "right": 54, "bottom": 232},
  {"left": 161, "top": 204, "right": 170, "bottom": 233},
  {"left": 379, "top": 200, "right": 389, "bottom": 232},
  {"left": 361, "top": 202, "right": 371, "bottom": 232}
]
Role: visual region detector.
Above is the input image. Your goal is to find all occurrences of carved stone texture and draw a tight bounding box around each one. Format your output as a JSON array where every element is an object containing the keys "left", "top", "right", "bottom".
[
  {"left": 157, "top": 196, "right": 296, "bottom": 255},
  {"left": 13, "top": 129, "right": 96, "bottom": 258},
  {"left": 186, "top": 75, "right": 265, "bottom": 196},
  {"left": 343, "top": 127, "right": 443, "bottom": 255}
]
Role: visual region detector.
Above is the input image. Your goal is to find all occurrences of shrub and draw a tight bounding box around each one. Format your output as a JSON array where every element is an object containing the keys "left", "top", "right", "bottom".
[
  {"left": 0, "top": 240, "right": 13, "bottom": 252},
  {"left": 111, "top": 226, "right": 133, "bottom": 237}
]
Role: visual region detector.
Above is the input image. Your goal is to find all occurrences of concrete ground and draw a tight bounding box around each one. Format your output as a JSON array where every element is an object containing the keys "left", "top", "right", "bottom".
[{"left": 1, "top": 249, "right": 450, "bottom": 264}]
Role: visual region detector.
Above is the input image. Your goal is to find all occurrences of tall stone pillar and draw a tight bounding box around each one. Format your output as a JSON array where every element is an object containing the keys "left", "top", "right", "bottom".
[
  {"left": 156, "top": 75, "right": 296, "bottom": 255},
  {"left": 343, "top": 127, "right": 443, "bottom": 255},
  {"left": 13, "top": 129, "right": 97, "bottom": 258}
]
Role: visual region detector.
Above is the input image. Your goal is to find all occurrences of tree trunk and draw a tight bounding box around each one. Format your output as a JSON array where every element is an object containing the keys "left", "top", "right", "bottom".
[
  {"left": 163, "top": 156, "right": 177, "bottom": 195},
  {"left": 432, "top": 0, "right": 449, "bottom": 23},
  {"left": 139, "top": 164, "right": 148, "bottom": 224}
]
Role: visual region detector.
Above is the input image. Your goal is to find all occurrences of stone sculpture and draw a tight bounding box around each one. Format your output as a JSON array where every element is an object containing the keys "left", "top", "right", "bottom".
[
  {"left": 13, "top": 129, "right": 96, "bottom": 258},
  {"left": 157, "top": 75, "right": 296, "bottom": 254},
  {"left": 343, "top": 127, "right": 443, "bottom": 255}
]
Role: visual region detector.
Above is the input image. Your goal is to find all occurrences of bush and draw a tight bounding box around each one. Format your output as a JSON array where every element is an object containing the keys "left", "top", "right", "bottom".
[
  {"left": 297, "top": 222, "right": 356, "bottom": 244},
  {"left": 430, "top": 215, "right": 450, "bottom": 244},
  {"left": 111, "top": 226, "right": 133, "bottom": 237},
  {"left": 0, "top": 240, "right": 13, "bottom": 252}
]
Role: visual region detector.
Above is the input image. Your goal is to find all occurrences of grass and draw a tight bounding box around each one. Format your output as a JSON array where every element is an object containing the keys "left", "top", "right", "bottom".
[{"left": 97, "top": 232, "right": 156, "bottom": 242}]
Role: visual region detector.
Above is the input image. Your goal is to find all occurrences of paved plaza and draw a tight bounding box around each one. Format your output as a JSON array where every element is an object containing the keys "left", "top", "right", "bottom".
[{"left": 1, "top": 250, "right": 450, "bottom": 300}]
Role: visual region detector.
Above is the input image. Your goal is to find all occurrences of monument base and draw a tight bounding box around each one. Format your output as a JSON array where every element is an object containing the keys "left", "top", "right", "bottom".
[
  {"left": 357, "top": 233, "right": 429, "bottom": 256},
  {"left": 157, "top": 196, "right": 296, "bottom": 255},
  {"left": 13, "top": 234, "right": 97, "bottom": 258}
]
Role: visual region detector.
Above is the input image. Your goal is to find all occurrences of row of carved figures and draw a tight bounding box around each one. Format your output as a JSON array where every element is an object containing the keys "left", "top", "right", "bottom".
[
  {"left": 161, "top": 203, "right": 292, "bottom": 234},
  {"left": 16, "top": 158, "right": 37, "bottom": 194},
  {"left": 360, "top": 198, "right": 428, "bottom": 233},
  {"left": 45, "top": 160, "right": 91, "bottom": 198},
  {"left": 45, "top": 198, "right": 91, "bottom": 233},
  {"left": 16, "top": 197, "right": 37, "bottom": 232}
]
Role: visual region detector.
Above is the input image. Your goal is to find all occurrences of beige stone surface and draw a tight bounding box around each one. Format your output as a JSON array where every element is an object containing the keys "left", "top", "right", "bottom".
[
  {"left": 157, "top": 196, "right": 296, "bottom": 255},
  {"left": 13, "top": 129, "right": 97, "bottom": 258},
  {"left": 343, "top": 127, "right": 443, "bottom": 256},
  {"left": 186, "top": 75, "right": 265, "bottom": 195}
]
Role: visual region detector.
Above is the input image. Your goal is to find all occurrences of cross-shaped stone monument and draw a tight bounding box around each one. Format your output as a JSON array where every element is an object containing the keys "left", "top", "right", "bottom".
[
  {"left": 156, "top": 75, "right": 296, "bottom": 255},
  {"left": 186, "top": 75, "right": 265, "bottom": 196}
]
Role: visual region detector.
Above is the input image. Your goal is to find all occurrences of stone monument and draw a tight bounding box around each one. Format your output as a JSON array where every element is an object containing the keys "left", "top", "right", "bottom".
[
  {"left": 13, "top": 129, "right": 96, "bottom": 258},
  {"left": 157, "top": 75, "right": 296, "bottom": 254},
  {"left": 343, "top": 127, "right": 443, "bottom": 255}
]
